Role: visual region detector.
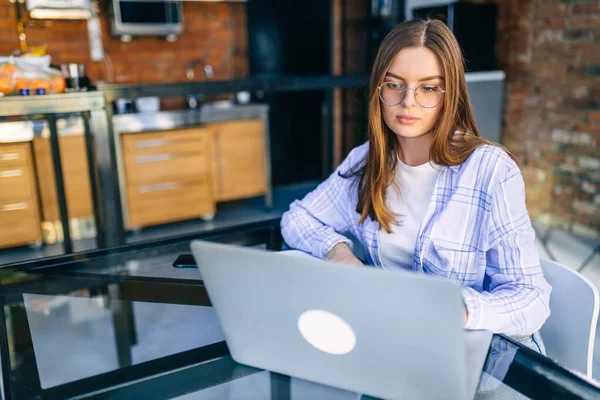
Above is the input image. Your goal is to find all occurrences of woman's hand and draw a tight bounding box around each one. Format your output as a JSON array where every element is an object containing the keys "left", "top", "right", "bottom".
[{"left": 324, "top": 243, "right": 363, "bottom": 267}]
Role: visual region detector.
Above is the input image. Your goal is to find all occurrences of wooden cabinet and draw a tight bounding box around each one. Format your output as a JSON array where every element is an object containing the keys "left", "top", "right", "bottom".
[
  {"left": 0, "top": 142, "right": 42, "bottom": 249},
  {"left": 209, "top": 119, "right": 267, "bottom": 201},
  {"left": 120, "top": 119, "right": 267, "bottom": 230},
  {"left": 121, "top": 127, "right": 215, "bottom": 229},
  {"left": 33, "top": 135, "right": 94, "bottom": 222}
]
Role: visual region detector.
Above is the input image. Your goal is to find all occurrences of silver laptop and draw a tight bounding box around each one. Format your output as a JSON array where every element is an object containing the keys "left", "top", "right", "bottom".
[{"left": 191, "top": 240, "right": 491, "bottom": 400}]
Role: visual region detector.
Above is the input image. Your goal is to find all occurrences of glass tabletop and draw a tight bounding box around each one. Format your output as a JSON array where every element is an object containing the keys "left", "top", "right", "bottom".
[{"left": 0, "top": 219, "right": 598, "bottom": 400}]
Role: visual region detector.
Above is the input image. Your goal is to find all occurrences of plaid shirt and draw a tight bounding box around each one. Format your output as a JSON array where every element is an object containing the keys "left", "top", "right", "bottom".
[{"left": 281, "top": 142, "right": 551, "bottom": 335}]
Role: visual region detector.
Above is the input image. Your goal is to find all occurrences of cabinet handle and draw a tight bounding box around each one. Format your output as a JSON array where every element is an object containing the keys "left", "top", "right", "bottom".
[
  {"left": 0, "top": 153, "right": 19, "bottom": 161},
  {"left": 135, "top": 139, "right": 169, "bottom": 148},
  {"left": 138, "top": 182, "right": 181, "bottom": 194},
  {"left": 135, "top": 154, "right": 173, "bottom": 164},
  {"left": 0, "top": 202, "right": 28, "bottom": 211},
  {"left": 0, "top": 169, "right": 22, "bottom": 178}
]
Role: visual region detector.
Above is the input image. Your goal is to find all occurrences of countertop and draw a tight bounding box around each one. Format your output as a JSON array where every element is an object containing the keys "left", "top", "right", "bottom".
[{"left": 112, "top": 103, "right": 269, "bottom": 134}]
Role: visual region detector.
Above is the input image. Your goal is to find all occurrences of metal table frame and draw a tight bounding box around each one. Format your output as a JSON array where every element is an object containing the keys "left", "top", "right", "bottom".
[{"left": 0, "top": 92, "right": 125, "bottom": 253}]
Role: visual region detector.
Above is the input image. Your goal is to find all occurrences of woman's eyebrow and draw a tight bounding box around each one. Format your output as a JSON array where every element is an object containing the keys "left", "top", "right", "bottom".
[{"left": 385, "top": 72, "right": 444, "bottom": 81}]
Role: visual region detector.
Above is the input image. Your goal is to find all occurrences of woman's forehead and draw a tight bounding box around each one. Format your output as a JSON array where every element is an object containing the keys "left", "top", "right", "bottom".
[{"left": 386, "top": 47, "right": 443, "bottom": 80}]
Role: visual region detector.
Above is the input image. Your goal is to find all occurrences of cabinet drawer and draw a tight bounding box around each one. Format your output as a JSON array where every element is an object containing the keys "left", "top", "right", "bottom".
[
  {"left": 126, "top": 178, "right": 214, "bottom": 228},
  {"left": 0, "top": 143, "right": 30, "bottom": 169},
  {"left": 0, "top": 167, "right": 35, "bottom": 201},
  {"left": 0, "top": 200, "right": 41, "bottom": 248},
  {"left": 122, "top": 128, "right": 209, "bottom": 157},
  {"left": 124, "top": 152, "right": 210, "bottom": 184}
]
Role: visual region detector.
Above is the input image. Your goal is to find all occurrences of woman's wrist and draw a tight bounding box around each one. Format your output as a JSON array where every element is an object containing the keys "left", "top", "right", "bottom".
[{"left": 324, "top": 242, "right": 353, "bottom": 260}]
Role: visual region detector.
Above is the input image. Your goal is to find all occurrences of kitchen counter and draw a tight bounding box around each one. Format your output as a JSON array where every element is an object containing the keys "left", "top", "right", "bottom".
[
  {"left": 112, "top": 104, "right": 269, "bottom": 134},
  {"left": 112, "top": 103, "right": 273, "bottom": 230},
  {"left": 0, "top": 91, "right": 105, "bottom": 117}
]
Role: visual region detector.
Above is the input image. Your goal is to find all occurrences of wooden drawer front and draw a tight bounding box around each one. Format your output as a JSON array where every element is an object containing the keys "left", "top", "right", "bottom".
[
  {"left": 122, "top": 128, "right": 209, "bottom": 157},
  {"left": 0, "top": 143, "right": 29, "bottom": 169},
  {"left": 0, "top": 200, "right": 41, "bottom": 248},
  {"left": 127, "top": 178, "right": 214, "bottom": 228},
  {"left": 0, "top": 167, "right": 34, "bottom": 201},
  {"left": 124, "top": 152, "right": 209, "bottom": 184}
]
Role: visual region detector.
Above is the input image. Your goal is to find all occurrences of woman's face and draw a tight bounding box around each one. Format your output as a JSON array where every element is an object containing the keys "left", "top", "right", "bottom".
[{"left": 380, "top": 46, "right": 445, "bottom": 140}]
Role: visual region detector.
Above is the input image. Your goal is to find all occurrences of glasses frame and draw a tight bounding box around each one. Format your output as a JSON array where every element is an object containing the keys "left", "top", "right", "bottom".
[{"left": 378, "top": 82, "right": 446, "bottom": 109}]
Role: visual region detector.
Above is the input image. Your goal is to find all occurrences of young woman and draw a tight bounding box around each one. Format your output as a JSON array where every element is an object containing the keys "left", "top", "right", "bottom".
[{"left": 281, "top": 19, "right": 551, "bottom": 349}]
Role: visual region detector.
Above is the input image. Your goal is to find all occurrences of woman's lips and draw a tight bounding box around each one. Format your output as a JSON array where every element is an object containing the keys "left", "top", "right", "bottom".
[{"left": 396, "top": 115, "right": 420, "bottom": 125}]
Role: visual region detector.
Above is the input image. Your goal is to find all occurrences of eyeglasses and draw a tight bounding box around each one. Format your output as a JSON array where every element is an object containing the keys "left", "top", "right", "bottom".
[{"left": 378, "top": 81, "right": 445, "bottom": 108}]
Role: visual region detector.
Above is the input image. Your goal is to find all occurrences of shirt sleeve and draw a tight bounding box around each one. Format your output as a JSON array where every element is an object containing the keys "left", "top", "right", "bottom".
[
  {"left": 463, "top": 164, "right": 552, "bottom": 335},
  {"left": 280, "top": 146, "right": 364, "bottom": 258}
]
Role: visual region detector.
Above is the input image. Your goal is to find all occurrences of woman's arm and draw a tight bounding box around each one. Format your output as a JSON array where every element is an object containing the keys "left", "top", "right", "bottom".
[
  {"left": 463, "top": 164, "right": 552, "bottom": 335},
  {"left": 281, "top": 145, "right": 366, "bottom": 259}
]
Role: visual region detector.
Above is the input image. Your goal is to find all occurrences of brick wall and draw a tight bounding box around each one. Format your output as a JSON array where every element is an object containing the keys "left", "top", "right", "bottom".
[
  {"left": 336, "top": 0, "right": 600, "bottom": 239},
  {"left": 494, "top": 0, "right": 600, "bottom": 239},
  {"left": 0, "top": 1, "right": 248, "bottom": 85}
]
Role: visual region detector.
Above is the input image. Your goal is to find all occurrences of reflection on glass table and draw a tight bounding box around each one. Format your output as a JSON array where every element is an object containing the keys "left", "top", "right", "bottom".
[{"left": 0, "top": 218, "right": 598, "bottom": 399}]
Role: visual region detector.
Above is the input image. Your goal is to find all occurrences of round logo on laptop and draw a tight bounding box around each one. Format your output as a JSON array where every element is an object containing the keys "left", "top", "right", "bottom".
[{"left": 297, "top": 309, "right": 356, "bottom": 355}]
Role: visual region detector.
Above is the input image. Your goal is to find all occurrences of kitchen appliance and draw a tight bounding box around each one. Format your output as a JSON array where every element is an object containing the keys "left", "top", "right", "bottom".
[
  {"left": 109, "top": 0, "right": 183, "bottom": 41},
  {"left": 134, "top": 96, "right": 160, "bottom": 113},
  {"left": 60, "top": 63, "right": 92, "bottom": 92}
]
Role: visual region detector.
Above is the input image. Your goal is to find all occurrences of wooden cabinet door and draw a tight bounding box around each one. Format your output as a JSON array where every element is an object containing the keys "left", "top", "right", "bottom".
[
  {"left": 211, "top": 120, "right": 267, "bottom": 201},
  {"left": 33, "top": 135, "right": 93, "bottom": 221}
]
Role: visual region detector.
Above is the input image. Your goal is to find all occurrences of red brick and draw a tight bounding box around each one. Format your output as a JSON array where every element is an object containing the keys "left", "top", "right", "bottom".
[
  {"left": 549, "top": 109, "right": 589, "bottom": 121},
  {"left": 569, "top": 16, "right": 600, "bottom": 28},
  {"left": 536, "top": 4, "right": 571, "bottom": 17},
  {"left": 535, "top": 17, "right": 569, "bottom": 29},
  {"left": 573, "top": 3, "right": 600, "bottom": 14},
  {"left": 589, "top": 112, "right": 600, "bottom": 123}
]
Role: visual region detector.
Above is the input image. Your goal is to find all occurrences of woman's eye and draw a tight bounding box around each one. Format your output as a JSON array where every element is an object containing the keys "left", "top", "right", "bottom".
[
  {"left": 387, "top": 82, "right": 402, "bottom": 90},
  {"left": 422, "top": 85, "right": 437, "bottom": 93}
]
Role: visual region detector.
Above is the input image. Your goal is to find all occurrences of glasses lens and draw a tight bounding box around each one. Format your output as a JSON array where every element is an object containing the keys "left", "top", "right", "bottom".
[
  {"left": 415, "top": 85, "right": 443, "bottom": 108},
  {"left": 380, "top": 82, "right": 406, "bottom": 106}
]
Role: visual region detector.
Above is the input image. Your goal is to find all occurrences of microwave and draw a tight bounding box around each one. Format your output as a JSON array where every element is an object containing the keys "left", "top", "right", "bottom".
[{"left": 110, "top": 0, "right": 183, "bottom": 40}]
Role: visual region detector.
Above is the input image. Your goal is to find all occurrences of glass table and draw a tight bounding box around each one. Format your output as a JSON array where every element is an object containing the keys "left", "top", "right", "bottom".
[{"left": 0, "top": 218, "right": 598, "bottom": 400}]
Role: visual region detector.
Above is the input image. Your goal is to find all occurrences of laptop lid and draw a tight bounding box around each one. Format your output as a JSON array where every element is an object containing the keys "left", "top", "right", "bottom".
[{"left": 192, "top": 240, "right": 468, "bottom": 400}]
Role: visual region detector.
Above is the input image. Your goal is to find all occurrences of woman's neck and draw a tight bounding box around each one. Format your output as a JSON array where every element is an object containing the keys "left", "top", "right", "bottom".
[{"left": 396, "top": 132, "right": 434, "bottom": 166}]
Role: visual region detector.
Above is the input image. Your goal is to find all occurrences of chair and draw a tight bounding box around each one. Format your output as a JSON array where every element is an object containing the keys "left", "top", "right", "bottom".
[{"left": 540, "top": 259, "right": 600, "bottom": 378}]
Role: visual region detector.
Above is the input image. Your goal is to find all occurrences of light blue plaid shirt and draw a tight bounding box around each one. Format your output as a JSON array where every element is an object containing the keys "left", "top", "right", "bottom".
[{"left": 281, "top": 142, "right": 551, "bottom": 335}]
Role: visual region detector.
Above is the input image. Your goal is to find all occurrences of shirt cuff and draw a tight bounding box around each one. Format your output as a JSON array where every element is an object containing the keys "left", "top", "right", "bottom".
[{"left": 462, "top": 287, "right": 482, "bottom": 330}]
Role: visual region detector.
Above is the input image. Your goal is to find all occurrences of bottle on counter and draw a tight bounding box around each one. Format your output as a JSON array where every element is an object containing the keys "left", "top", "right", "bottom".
[
  {"left": 15, "top": 78, "right": 31, "bottom": 96},
  {"left": 32, "top": 78, "right": 51, "bottom": 95}
]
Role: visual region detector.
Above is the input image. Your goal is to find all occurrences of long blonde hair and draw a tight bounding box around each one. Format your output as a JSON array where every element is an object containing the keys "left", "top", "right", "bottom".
[{"left": 347, "top": 19, "right": 496, "bottom": 233}]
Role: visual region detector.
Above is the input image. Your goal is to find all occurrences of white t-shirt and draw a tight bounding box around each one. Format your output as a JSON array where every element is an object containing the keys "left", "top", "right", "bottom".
[{"left": 378, "top": 159, "right": 441, "bottom": 271}]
